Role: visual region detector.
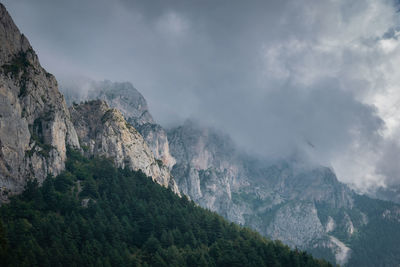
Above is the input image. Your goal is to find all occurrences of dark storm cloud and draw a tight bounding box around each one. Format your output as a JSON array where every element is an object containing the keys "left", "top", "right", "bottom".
[{"left": 2, "top": 0, "right": 400, "bottom": 191}]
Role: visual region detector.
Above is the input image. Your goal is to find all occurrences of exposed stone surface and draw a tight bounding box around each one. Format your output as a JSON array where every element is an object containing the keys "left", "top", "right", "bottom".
[
  {"left": 328, "top": 236, "right": 351, "bottom": 266},
  {"left": 3, "top": 3, "right": 396, "bottom": 264},
  {"left": 69, "top": 100, "right": 179, "bottom": 194},
  {"left": 168, "top": 120, "right": 244, "bottom": 216},
  {"left": 0, "top": 3, "right": 79, "bottom": 201},
  {"left": 61, "top": 80, "right": 176, "bottom": 169},
  {"left": 136, "top": 123, "right": 176, "bottom": 169},
  {"left": 86, "top": 81, "right": 155, "bottom": 127},
  {"left": 167, "top": 119, "right": 360, "bottom": 265},
  {"left": 58, "top": 72, "right": 385, "bottom": 266},
  {"left": 267, "top": 202, "right": 325, "bottom": 247}
]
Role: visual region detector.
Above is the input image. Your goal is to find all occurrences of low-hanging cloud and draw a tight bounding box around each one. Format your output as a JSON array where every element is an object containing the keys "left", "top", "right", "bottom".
[{"left": 3, "top": 0, "right": 400, "bottom": 192}]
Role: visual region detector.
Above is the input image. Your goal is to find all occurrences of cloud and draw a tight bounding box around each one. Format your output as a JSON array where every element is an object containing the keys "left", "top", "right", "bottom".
[
  {"left": 156, "top": 11, "right": 189, "bottom": 36},
  {"left": 3, "top": 0, "right": 400, "bottom": 192},
  {"left": 252, "top": 0, "right": 400, "bottom": 190}
]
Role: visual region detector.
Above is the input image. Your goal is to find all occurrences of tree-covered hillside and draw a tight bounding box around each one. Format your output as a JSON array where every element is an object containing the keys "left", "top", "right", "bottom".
[{"left": 0, "top": 150, "right": 331, "bottom": 267}]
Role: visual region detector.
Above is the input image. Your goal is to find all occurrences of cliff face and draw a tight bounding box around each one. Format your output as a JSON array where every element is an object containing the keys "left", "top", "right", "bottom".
[
  {"left": 86, "top": 81, "right": 155, "bottom": 127},
  {"left": 167, "top": 120, "right": 359, "bottom": 265},
  {"left": 4, "top": 3, "right": 395, "bottom": 264},
  {"left": 69, "top": 100, "right": 179, "bottom": 194},
  {"left": 61, "top": 80, "right": 176, "bottom": 169},
  {"left": 60, "top": 73, "right": 360, "bottom": 264},
  {"left": 0, "top": 4, "right": 79, "bottom": 200},
  {"left": 167, "top": 120, "right": 244, "bottom": 214}
]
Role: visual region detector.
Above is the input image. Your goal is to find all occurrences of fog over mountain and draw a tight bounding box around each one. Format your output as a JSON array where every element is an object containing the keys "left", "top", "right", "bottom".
[{"left": 4, "top": 0, "right": 400, "bottom": 193}]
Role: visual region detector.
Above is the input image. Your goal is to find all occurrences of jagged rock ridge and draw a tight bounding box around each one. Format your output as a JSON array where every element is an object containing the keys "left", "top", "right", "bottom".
[
  {"left": 0, "top": 5, "right": 178, "bottom": 201},
  {"left": 60, "top": 78, "right": 383, "bottom": 265},
  {"left": 61, "top": 80, "right": 176, "bottom": 169},
  {"left": 0, "top": 3, "right": 80, "bottom": 200},
  {"left": 58, "top": 73, "right": 400, "bottom": 266},
  {"left": 167, "top": 120, "right": 370, "bottom": 266},
  {"left": 37, "top": 7, "right": 400, "bottom": 265},
  {"left": 69, "top": 100, "right": 179, "bottom": 194}
]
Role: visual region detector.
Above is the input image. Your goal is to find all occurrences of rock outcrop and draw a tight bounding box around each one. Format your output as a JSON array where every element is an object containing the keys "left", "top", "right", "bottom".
[
  {"left": 168, "top": 120, "right": 243, "bottom": 216},
  {"left": 69, "top": 100, "right": 179, "bottom": 194},
  {"left": 86, "top": 81, "right": 155, "bottom": 127},
  {"left": 0, "top": 3, "right": 80, "bottom": 201},
  {"left": 167, "top": 119, "right": 359, "bottom": 265},
  {"left": 61, "top": 80, "right": 176, "bottom": 169}
]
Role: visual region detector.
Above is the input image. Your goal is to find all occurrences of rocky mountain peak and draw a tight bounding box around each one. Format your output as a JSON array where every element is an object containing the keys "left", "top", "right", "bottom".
[
  {"left": 69, "top": 100, "right": 179, "bottom": 194},
  {"left": 0, "top": 4, "right": 80, "bottom": 201},
  {"left": 61, "top": 79, "right": 177, "bottom": 169},
  {"left": 0, "top": 3, "right": 31, "bottom": 65},
  {"left": 61, "top": 80, "right": 153, "bottom": 124}
]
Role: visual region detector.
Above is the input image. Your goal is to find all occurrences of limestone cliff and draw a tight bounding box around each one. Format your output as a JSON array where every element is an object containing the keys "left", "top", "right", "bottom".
[
  {"left": 69, "top": 100, "right": 179, "bottom": 194},
  {"left": 167, "top": 120, "right": 358, "bottom": 265},
  {"left": 0, "top": 3, "right": 80, "bottom": 201},
  {"left": 167, "top": 120, "right": 243, "bottom": 213},
  {"left": 61, "top": 80, "right": 176, "bottom": 169}
]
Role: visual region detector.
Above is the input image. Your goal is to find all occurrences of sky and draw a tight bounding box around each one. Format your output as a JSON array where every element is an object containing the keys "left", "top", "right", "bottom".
[{"left": 3, "top": 0, "right": 400, "bottom": 193}]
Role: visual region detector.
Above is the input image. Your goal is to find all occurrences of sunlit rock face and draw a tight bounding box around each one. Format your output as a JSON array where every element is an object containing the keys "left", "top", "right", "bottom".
[
  {"left": 0, "top": 3, "right": 79, "bottom": 201},
  {"left": 69, "top": 100, "right": 179, "bottom": 194},
  {"left": 61, "top": 80, "right": 177, "bottom": 170}
]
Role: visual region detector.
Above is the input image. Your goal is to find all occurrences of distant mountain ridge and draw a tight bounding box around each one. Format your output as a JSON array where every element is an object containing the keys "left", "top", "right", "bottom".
[
  {"left": 0, "top": 6, "right": 334, "bottom": 267},
  {"left": 61, "top": 79, "right": 400, "bottom": 266},
  {"left": 0, "top": 4, "right": 175, "bottom": 201},
  {"left": 60, "top": 80, "right": 176, "bottom": 169},
  {"left": 0, "top": 2, "right": 399, "bottom": 266},
  {"left": 69, "top": 100, "right": 179, "bottom": 194}
]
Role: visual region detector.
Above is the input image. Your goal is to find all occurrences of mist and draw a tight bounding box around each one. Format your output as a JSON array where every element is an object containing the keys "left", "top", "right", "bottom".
[{"left": 3, "top": 0, "right": 400, "bottom": 192}]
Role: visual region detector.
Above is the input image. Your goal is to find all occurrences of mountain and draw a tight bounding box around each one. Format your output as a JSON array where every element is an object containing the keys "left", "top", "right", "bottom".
[
  {"left": 2, "top": 1, "right": 398, "bottom": 265},
  {"left": 0, "top": 4, "right": 175, "bottom": 200},
  {"left": 0, "top": 150, "right": 332, "bottom": 266},
  {"left": 61, "top": 79, "right": 400, "bottom": 265},
  {"left": 60, "top": 80, "right": 176, "bottom": 169},
  {"left": 374, "top": 185, "right": 400, "bottom": 204},
  {"left": 0, "top": 3, "right": 80, "bottom": 201},
  {"left": 69, "top": 100, "right": 179, "bottom": 194},
  {"left": 168, "top": 120, "right": 400, "bottom": 266},
  {"left": 167, "top": 120, "right": 354, "bottom": 265}
]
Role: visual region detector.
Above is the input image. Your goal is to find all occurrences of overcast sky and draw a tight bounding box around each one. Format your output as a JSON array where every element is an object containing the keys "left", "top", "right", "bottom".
[{"left": 3, "top": 0, "right": 400, "bottom": 192}]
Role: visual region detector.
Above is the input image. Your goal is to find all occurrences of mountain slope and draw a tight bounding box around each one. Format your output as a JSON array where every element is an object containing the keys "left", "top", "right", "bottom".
[
  {"left": 0, "top": 150, "right": 332, "bottom": 267},
  {"left": 0, "top": 3, "right": 80, "bottom": 201},
  {"left": 61, "top": 80, "right": 176, "bottom": 169},
  {"left": 61, "top": 78, "right": 400, "bottom": 265},
  {"left": 69, "top": 100, "right": 179, "bottom": 193},
  {"left": 168, "top": 120, "right": 400, "bottom": 266}
]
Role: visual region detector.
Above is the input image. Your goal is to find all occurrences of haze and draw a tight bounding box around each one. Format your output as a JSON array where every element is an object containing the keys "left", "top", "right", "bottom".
[{"left": 3, "top": 0, "right": 400, "bottom": 193}]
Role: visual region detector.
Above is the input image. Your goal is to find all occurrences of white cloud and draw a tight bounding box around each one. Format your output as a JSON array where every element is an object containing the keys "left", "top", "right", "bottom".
[{"left": 259, "top": 0, "right": 400, "bottom": 191}]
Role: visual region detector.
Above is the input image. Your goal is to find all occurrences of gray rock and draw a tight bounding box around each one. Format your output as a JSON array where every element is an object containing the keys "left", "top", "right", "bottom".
[
  {"left": 69, "top": 100, "right": 179, "bottom": 194},
  {"left": 60, "top": 80, "right": 177, "bottom": 169},
  {"left": 266, "top": 201, "right": 325, "bottom": 248},
  {"left": 0, "top": 3, "right": 79, "bottom": 201},
  {"left": 167, "top": 119, "right": 357, "bottom": 264},
  {"left": 86, "top": 81, "right": 155, "bottom": 127}
]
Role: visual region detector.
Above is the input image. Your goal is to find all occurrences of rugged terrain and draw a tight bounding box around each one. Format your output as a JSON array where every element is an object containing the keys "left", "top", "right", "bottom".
[
  {"left": 62, "top": 79, "right": 400, "bottom": 265},
  {"left": 167, "top": 120, "right": 356, "bottom": 265},
  {"left": 0, "top": 4, "right": 176, "bottom": 200},
  {"left": 168, "top": 120, "right": 400, "bottom": 266},
  {"left": 69, "top": 100, "right": 178, "bottom": 193},
  {"left": 0, "top": 3, "right": 79, "bottom": 200},
  {"left": 0, "top": 150, "right": 332, "bottom": 267},
  {"left": 61, "top": 80, "right": 176, "bottom": 169},
  {"left": 1, "top": 2, "right": 399, "bottom": 266}
]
